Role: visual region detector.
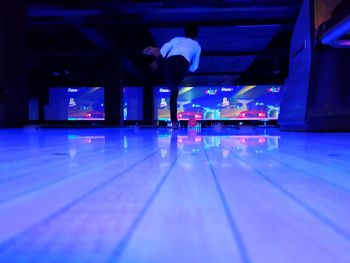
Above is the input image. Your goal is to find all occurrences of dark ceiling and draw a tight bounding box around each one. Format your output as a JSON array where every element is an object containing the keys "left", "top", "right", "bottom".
[{"left": 28, "top": 0, "right": 303, "bottom": 88}]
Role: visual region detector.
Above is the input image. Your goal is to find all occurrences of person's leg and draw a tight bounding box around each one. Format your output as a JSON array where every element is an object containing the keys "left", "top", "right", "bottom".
[
  {"left": 163, "top": 62, "right": 178, "bottom": 127},
  {"left": 163, "top": 56, "right": 189, "bottom": 127},
  {"left": 170, "top": 87, "right": 179, "bottom": 125}
]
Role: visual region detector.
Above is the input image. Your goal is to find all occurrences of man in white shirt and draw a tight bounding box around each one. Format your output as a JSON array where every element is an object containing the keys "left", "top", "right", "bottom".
[{"left": 144, "top": 25, "right": 201, "bottom": 129}]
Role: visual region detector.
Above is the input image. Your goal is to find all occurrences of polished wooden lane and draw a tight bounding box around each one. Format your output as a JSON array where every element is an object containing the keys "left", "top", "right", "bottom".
[{"left": 0, "top": 127, "right": 349, "bottom": 263}]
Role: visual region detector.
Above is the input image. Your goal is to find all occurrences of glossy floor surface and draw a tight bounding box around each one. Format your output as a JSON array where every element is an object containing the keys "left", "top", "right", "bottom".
[{"left": 0, "top": 127, "right": 350, "bottom": 263}]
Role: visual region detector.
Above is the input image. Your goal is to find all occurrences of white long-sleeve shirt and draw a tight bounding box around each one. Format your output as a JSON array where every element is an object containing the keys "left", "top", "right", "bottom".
[{"left": 160, "top": 37, "right": 201, "bottom": 72}]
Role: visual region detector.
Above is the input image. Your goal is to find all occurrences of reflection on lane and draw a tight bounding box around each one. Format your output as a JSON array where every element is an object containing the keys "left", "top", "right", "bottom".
[{"left": 157, "top": 129, "right": 280, "bottom": 158}]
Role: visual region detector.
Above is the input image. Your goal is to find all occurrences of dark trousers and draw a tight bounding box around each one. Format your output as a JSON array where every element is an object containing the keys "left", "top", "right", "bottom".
[{"left": 158, "top": 55, "right": 189, "bottom": 122}]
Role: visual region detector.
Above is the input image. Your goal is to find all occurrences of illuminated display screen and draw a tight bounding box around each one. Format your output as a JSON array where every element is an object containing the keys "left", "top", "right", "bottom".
[
  {"left": 45, "top": 87, "right": 105, "bottom": 121},
  {"left": 68, "top": 87, "right": 104, "bottom": 120},
  {"left": 154, "top": 85, "right": 283, "bottom": 121}
]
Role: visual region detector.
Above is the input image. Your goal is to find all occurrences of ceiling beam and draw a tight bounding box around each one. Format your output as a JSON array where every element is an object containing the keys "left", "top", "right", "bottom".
[
  {"left": 30, "top": 48, "right": 290, "bottom": 57},
  {"left": 202, "top": 49, "right": 290, "bottom": 57},
  {"left": 188, "top": 70, "right": 286, "bottom": 76},
  {"left": 29, "top": 18, "right": 296, "bottom": 30}
]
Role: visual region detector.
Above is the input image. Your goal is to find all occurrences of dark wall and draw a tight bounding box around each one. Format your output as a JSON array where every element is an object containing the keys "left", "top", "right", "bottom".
[
  {"left": 0, "top": 0, "right": 28, "bottom": 127},
  {"left": 280, "top": 0, "right": 350, "bottom": 131},
  {"left": 306, "top": 47, "right": 350, "bottom": 130},
  {"left": 279, "top": 0, "right": 313, "bottom": 130}
]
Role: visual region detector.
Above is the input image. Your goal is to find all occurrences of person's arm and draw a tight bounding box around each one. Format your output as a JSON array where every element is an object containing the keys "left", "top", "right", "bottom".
[
  {"left": 160, "top": 39, "right": 174, "bottom": 58},
  {"left": 189, "top": 45, "right": 201, "bottom": 72}
]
